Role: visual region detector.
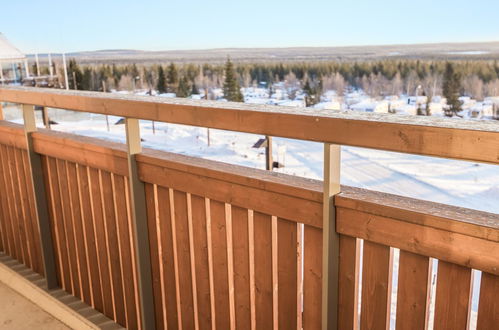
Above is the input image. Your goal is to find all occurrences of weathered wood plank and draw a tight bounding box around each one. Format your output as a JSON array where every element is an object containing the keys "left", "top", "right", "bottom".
[
  {"left": 253, "top": 211, "right": 273, "bottom": 329},
  {"left": 477, "top": 272, "right": 499, "bottom": 329},
  {"left": 396, "top": 250, "right": 430, "bottom": 330},
  {"left": 338, "top": 234, "right": 360, "bottom": 330},
  {"left": 360, "top": 241, "right": 391, "bottom": 330},
  {"left": 434, "top": 261, "right": 472, "bottom": 329},
  {"left": 336, "top": 207, "right": 499, "bottom": 275},
  {"left": 2, "top": 86, "right": 498, "bottom": 163}
]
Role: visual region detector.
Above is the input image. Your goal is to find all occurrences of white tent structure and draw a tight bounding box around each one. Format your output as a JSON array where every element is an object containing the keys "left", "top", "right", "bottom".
[{"left": 0, "top": 33, "right": 30, "bottom": 83}]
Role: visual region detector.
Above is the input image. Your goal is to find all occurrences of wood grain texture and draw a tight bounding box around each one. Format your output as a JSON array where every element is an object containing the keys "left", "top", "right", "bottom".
[
  {"left": 434, "top": 261, "right": 472, "bottom": 330},
  {"left": 396, "top": 250, "right": 430, "bottom": 330},
  {"left": 477, "top": 272, "right": 499, "bottom": 329},
  {"left": 338, "top": 235, "right": 360, "bottom": 330},
  {"left": 303, "top": 225, "right": 322, "bottom": 330},
  {"left": 253, "top": 211, "right": 273, "bottom": 329},
  {"left": 361, "top": 241, "right": 391, "bottom": 330},
  {"left": 277, "top": 218, "right": 298, "bottom": 330},
  {"left": 2, "top": 86, "right": 498, "bottom": 163},
  {"left": 336, "top": 207, "right": 499, "bottom": 275},
  {"left": 231, "top": 206, "right": 251, "bottom": 330}
]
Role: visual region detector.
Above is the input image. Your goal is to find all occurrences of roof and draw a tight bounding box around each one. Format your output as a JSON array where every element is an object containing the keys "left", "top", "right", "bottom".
[{"left": 0, "top": 33, "right": 25, "bottom": 63}]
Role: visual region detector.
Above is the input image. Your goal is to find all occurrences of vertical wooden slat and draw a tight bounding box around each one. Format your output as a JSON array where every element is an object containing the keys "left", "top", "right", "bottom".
[
  {"left": 6, "top": 146, "right": 26, "bottom": 264},
  {"left": 145, "top": 184, "right": 165, "bottom": 330},
  {"left": 114, "top": 174, "right": 139, "bottom": 330},
  {"left": 67, "top": 162, "right": 91, "bottom": 304},
  {"left": 396, "top": 250, "right": 430, "bottom": 330},
  {"left": 434, "top": 261, "right": 472, "bottom": 329},
  {"left": 303, "top": 225, "right": 322, "bottom": 330},
  {"left": 253, "top": 211, "right": 273, "bottom": 329},
  {"left": 56, "top": 159, "right": 80, "bottom": 297},
  {"left": 322, "top": 143, "right": 341, "bottom": 330},
  {"left": 47, "top": 157, "right": 71, "bottom": 292},
  {"left": 172, "top": 190, "right": 195, "bottom": 329},
  {"left": 191, "top": 194, "right": 212, "bottom": 330},
  {"left": 231, "top": 206, "right": 251, "bottom": 330},
  {"left": 12, "top": 148, "right": 33, "bottom": 269},
  {"left": 477, "top": 272, "right": 499, "bottom": 329},
  {"left": 77, "top": 165, "right": 104, "bottom": 312},
  {"left": 361, "top": 240, "right": 392, "bottom": 330},
  {"left": 296, "top": 224, "right": 303, "bottom": 330},
  {"left": 277, "top": 218, "right": 298, "bottom": 330},
  {"left": 101, "top": 171, "right": 126, "bottom": 326},
  {"left": 211, "top": 199, "right": 231, "bottom": 329},
  {"left": 157, "top": 186, "right": 179, "bottom": 329},
  {"left": 338, "top": 234, "right": 360, "bottom": 330},
  {"left": 88, "top": 168, "right": 114, "bottom": 319},
  {"left": 0, "top": 145, "right": 14, "bottom": 257}
]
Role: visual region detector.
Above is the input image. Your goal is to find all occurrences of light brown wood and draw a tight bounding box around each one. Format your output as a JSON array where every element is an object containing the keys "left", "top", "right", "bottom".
[
  {"left": 336, "top": 207, "right": 499, "bottom": 275},
  {"left": 303, "top": 225, "right": 322, "bottom": 330},
  {"left": 2, "top": 86, "right": 498, "bottom": 164},
  {"left": 338, "top": 234, "right": 360, "bottom": 330},
  {"left": 138, "top": 161, "right": 322, "bottom": 228},
  {"left": 253, "top": 211, "right": 273, "bottom": 329},
  {"left": 172, "top": 190, "right": 195, "bottom": 329},
  {"left": 157, "top": 186, "right": 179, "bottom": 329},
  {"left": 336, "top": 186, "right": 499, "bottom": 242},
  {"left": 0, "top": 122, "right": 26, "bottom": 149},
  {"left": 231, "top": 206, "right": 251, "bottom": 330},
  {"left": 76, "top": 165, "right": 104, "bottom": 312},
  {"left": 210, "top": 199, "right": 231, "bottom": 329},
  {"left": 0, "top": 145, "right": 15, "bottom": 259},
  {"left": 434, "top": 261, "right": 472, "bottom": 329},
  {"left": 0, "top": 103, "right": 3, "bottom": 120},
  {"left": 396, "top": 250, "right": 430, "bottom": 330},
  {"left": 191, "top": 194, "right": 213, "bottom": 330},
  {"left": 100, "top": 171, "right": 126, "bottom": 326},
  {"left": 361, "top": 240, "right": 391, "bottom": 330},
  {"left": 113, "top": 174, "right": 138, "bottom": 329},
  {"left": 186, "top": 193, "right": 200, "bottom": 330},
  {"left": 88, "top": 168, "right": 114, "bottom": 319},
  {"left": 477, "top": 272, "right": 499, "bottom": 329}
]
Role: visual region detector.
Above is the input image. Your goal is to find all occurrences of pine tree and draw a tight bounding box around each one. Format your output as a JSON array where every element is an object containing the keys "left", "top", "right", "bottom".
[
  {"left": 157, "top": 66, "right": 166, "bottom": 94},
  {"left": 68, "top": 59, "right": 83, "bottom": 90},
  {"left": 442, "top": 62, "right": 462, "bottom": 117},
  {"left": 177, "top": 76, "right": 191, "bottom": 98},
  {"left": 166, "top": 62, "right": 178, "bottom": 93},
  {"left": 191, "top": 81, "right": 199, "bottom": 95},
  {"left": 223, "top": 57, "right": 243, "bottom": 102}
]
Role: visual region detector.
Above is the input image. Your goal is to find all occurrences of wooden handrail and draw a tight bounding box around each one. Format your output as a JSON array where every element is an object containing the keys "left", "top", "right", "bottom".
[{"left": 1, "top": 86, "right": 498, "bottom": 164}]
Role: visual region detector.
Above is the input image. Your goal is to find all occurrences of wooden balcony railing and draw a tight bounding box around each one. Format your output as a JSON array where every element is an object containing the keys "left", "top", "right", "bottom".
[{"left": 0, "top": 86, "right": 497, "bottom": 330}]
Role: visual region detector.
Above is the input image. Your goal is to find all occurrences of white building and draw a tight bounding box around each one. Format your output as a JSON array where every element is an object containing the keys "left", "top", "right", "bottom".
[{"left": 0, "top": 33, "right": 29, "bottom": 83}]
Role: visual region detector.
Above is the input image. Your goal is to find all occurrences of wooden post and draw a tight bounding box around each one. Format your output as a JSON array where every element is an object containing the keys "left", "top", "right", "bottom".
[
  {"left": 322, "top": 143, "right": 341, "bottom": 330},
  {"left": 41, "top": 107, "right": 50, "bottom": 129},
  {"left": 22, "top": 104, "right": 58, "bottom": 289},
  {"left": 125, "top": 118, "right": 156, "bottom": 329},
  {"left": 265, "top": 135, "right": 273, "bottom": 171}
]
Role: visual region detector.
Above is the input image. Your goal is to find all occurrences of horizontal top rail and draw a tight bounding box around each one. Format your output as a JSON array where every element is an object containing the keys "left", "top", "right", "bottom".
[{"left": 1, "top": 86, "right": 498, "bottom": 164}]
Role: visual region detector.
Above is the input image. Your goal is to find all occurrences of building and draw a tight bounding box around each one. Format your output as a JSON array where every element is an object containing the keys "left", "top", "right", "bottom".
[{"left": 0, "top": 33, "right": 29, "bottom": 84}]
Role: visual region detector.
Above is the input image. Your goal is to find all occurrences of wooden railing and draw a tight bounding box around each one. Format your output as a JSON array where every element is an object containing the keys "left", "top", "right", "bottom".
[{"left": 0, "top": 86, "right": 498, "bottom": 330}]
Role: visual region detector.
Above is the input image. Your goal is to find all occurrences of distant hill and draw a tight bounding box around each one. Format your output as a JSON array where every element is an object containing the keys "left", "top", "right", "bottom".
[{"left": 29, "top": 41, "right": 499, "bottom": 64}]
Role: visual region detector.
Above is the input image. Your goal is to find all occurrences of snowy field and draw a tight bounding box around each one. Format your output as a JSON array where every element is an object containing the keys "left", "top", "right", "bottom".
[{"left": 3, "top": 104, "right": 497, "bottom": 329}]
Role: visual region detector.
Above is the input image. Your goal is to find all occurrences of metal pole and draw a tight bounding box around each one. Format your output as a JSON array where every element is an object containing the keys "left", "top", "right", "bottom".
[
  {"left": 24, "top": 59, "right": 30, "bottom": 78},
  {"left": 265, "top": 135, "right": 273, "bottom": 171},
  {"left": 125, "top": 118, "right": 156, "bottom": 329},
  {"left": 62, "top": 53, "right": 69, "bottom": 90},
  {"left": 22, "top": 104, "right": 58, "bottom": 289},
  {"left": 322, "top": 143, "right": 341, "bottom": 330},
  {"left": 48, "top": 53, "right": 53, "bottom": 77},
  {"left": 35, "top": 53, "right": 40, "bottom": 76}
]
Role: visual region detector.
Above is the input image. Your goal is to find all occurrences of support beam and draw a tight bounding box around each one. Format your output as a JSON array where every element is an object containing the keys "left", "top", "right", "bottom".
[
  {"left": 322, "top": 143, "right": 341, "bottom": 330},
  {"left": 22, "top": 104, "right": 58, "bottom": 289},
  {"left": 265, "top": 135, "right": 273, "bottom": 171},
  {"left": 41, "top": 107, "right": 50, "bottom": 129},
  {"left": 125, "top": 118, "right": 156, "bottom": 329}
]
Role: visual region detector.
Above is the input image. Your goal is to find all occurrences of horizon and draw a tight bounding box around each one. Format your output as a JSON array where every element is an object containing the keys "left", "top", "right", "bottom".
[{"left": 2, "top": 0, "right": 499, "bottom": 54}]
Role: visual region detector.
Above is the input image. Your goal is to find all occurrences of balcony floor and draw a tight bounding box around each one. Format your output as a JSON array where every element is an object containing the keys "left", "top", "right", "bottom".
[{"left": 0, "top": 281, "right": 69, "bottom": 329}]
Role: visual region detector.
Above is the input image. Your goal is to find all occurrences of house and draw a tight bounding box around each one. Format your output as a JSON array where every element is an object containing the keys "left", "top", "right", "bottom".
[{"left": 0, "top": 33, "right": 29, "bottom": 83}]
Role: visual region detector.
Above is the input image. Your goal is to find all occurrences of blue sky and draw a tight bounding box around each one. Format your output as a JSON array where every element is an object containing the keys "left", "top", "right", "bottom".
[{"left": 2, "top": 0, "right": 499, "bottom": 53}]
